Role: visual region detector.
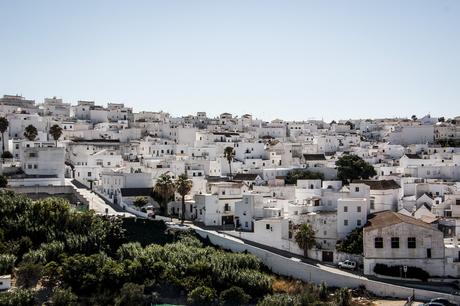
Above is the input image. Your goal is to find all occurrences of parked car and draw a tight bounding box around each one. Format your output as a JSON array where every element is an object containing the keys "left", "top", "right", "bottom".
[
  {"left": 419, "top": 303, "right": 447, "bottom": 306},
  {"left": 337, "top": 260, "right": 356, "bottom": 270}
]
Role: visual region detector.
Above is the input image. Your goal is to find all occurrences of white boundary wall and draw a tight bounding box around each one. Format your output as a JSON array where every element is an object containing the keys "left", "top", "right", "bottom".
[{"left": 194, "top": 227, "right": 460, "bottom": 303}]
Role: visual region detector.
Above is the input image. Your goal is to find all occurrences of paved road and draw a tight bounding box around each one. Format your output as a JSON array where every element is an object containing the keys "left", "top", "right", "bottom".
[{"left": 68, "top": 179, "right": 133, "bottom": 217}]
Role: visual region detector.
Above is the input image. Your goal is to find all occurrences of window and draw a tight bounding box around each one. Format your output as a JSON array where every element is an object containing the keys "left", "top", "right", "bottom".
[
  {"left": 427, "top": 248, "right": 431, "bottom": 258},
  {"left": 357, "top": 220, "right": 361, "bottom": 226},
  {"left": 245, "top": 221, "right": 248, "bottom": 227},
  {"left": 408, "top": 237, "right": 416, "bottom": 249},
  {"left": 370, "top": 198, "right": 375, "bottom": 210},
  {"left": 33, "top": 164, "right": 38, "bottom": 169},
  {"left": 29, "top": 152, "right": 37, "bottom": 157},
  {"left": 355, "top": 187, "right": 359, "bottom": 192},
  {"left": 344, "top": 220, "right": 348, "bottom": 226},
  {"left": 88, "top": 172, "right": 92, "bottom": 177},
  {"left": 391, "top": 237, "right": 399, "bottom": 248},
  {"left": 357, "top": 206, "right": 361, "bottom": 212},
  {"left": 266, "top": 224, "right": 270, "bottom": 230},
  {"left": 28, "top": 164, "right": 32, "bottom": 169},
  {"left": 344, "top": 206, "right": 348, "bottom": 212},
  {"left": 375, "top": 237, "right": 383, "bottom": 248}
]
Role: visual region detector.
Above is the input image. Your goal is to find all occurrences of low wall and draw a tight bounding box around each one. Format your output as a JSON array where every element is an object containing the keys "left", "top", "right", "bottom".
[
  {"left": 8, "top": 185, "right": 75, "bottom": 195},
  {"left": 195, "top": 228, "right": 460, "bottom": 303}
]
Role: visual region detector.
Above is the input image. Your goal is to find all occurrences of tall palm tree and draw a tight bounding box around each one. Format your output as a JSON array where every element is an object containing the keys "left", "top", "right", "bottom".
[
  {"left": 175, "top": 173, "right": 193, "bottom": 224},
  {"left": 294, "top": 223, "right": 315, "bottom": 258},
  {"left": 223, "top": 146, "right": 235, "bottom": 178},
  {"left": 24, "top": 124, "right": 38, "bottom": 141},
  {"left": 49, "top": 124, "right": 63, "bottom": 147},
  {"left": 0, "top": 117, "right": 8, "bottom": 154},
  {"left": 154, "top": 173, "right": 175, "bottom": 216}
]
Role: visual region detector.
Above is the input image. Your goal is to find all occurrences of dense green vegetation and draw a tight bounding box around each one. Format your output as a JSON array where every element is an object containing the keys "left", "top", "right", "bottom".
[
  {"left": 336, "top": 227, "right": 363, "bottom": 255},
  {"left": 0, "top": 190, "right": 358, "bottom": 305},
  {"left": 285, "top": 169, "right": 324, "bottom": 185},
  {"left": 336, "top": 154, "right": 376, "bottom": 183},
  {"left": 0, "top": 191, "right": 273, "bottom": 305}
]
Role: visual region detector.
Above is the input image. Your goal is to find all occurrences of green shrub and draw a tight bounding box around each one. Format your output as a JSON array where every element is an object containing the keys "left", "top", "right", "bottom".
[
  {"left": 0, "top": 288, "right": 35, "bottom": 306},
  {"left": 335, "top": 288, "right": 351, "bottom": 306},
  {"left": 318, "top": 282, "right": 328, "bottom": 300},
  {"left": 336, "top": 227, "right": 363, "bottom": 254},
  {"left": 373, "top": 263, "right": 429, "bottom": 281},
  {"left": 257, "top": 294, "right": 299, "bottom": 306},
  {"left": 51, "top": 287, "right": 78, "bottom": 306},
  {"left": 0, "top": 254, "right": 16, "bottom": 275},
  {"left": 187, "top": 286, "right": 217, "bottom": 306},
  {"left": 114, "top": 282, "right": 146, "bottom": 306},
  {"left": 219, "top": 286, "right": 251, "bottom": 305},
  {"left": 15, "top": 263, "right": 43, "bottom": 288}
]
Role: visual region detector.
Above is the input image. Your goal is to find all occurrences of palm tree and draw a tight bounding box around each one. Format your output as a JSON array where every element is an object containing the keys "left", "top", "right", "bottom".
[
  {"left": 0, "top": 117, "right": 8, "bottom": 153},
  {"left": 154, "top": 173, "right": 175, "bottom": 216},
  {"left": 223, "top": 146, "right": 235, "bottom": 178},
  {"left": 175, "top": 173, "right": 193, "bottom": 224},
  {"left": 49, "top": 124, "right": 63, "bottom": 146},
  {"left": 294, "top": 223, "right": 315, "bottom": 257},
  {"left": 24, "top": 124, "right": 38, "bottom": 141}
]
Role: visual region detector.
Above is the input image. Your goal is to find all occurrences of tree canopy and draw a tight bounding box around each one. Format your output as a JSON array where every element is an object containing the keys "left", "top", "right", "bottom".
[
  {"left": 285, "top": 170, "right": 324, "bottom": 185},
  {"left": 294, "top": 224, "right": 315, "bottom": 257},
  {"left": 335, "top": 155, "right": 376, "bottom": 183},
  {"left": 24, "top": 124, "right": 38, "bottom": 141},
  {"left": 336, "top": 227, "right": 363, "bottom": 255},
  {"left": 153, "top": 173, "right": 175, "bottom": 215},
  {"left": 49, "top": 124, "right": 63, "bottom": 146}
]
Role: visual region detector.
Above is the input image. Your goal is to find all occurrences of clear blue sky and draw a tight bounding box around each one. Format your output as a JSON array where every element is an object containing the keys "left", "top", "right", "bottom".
[{"left": 1, "top": 0, "right": 459, "bottom": 121}]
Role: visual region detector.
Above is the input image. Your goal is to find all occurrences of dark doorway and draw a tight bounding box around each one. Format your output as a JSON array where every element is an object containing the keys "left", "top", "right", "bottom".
[{"left": 322, "top": 251, "right": 333, "bottom": 262}]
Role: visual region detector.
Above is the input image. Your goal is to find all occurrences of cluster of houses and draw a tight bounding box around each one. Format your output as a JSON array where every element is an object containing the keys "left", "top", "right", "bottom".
[{"left": 1, "top": 93, "right": 460, "bottom": 280}]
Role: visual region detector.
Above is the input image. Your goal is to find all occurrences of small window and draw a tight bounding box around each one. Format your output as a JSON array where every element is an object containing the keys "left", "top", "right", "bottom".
[
  {"left": 88, "top": 172, "right": 92, "bottom": 177},
  {"left": 391, "top": 237, "right": 399, "bottom": 248},
  {"left": 357, "top": 220, "right": 361, "bottom": 226},
  {"left": 33, "top": 164, "right": 38, "bottom": 169},
  {"left": 375, "top": 237, "right": 383, "bottom": 248},
  {"left": 408, "top": 237, "right": 416, "bottom": 249},
  {"left": 357, "top": 206, "right": 361, "bottom": 213},
  {"left": 427, "top": 248, "right": 432, "bottom": 258},
  {"left": 344, "top": 206, "right": 348, "bottom": 212},
  {"left": 266, "top": 224, "right": 270, "bottom": 230},
  {"left": 344, "top": 220, "right": 348, "bottom": 226},
  {"left": 355, "top": 187, "right": 359, "bottom": 192}
]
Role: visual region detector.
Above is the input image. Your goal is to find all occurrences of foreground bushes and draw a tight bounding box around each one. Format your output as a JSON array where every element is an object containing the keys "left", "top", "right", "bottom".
[{"left": 0, "top": 191, "right": 270, "bottom": 304}]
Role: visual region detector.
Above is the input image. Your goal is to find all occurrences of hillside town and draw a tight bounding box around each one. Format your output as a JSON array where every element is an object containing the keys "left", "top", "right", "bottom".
[{"left": 1, "top": 94, "right": 460, "bottom": 289}]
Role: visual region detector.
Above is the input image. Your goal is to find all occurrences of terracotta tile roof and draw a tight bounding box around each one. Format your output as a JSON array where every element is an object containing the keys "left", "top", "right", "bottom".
[{"left": 364, "top": 210, "right": 434, "bottom": 231}]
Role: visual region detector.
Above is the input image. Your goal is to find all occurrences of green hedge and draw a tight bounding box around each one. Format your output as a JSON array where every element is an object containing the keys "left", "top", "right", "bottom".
[{"left": 373, "top": 263, "right": 429, "bottom": 281}]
